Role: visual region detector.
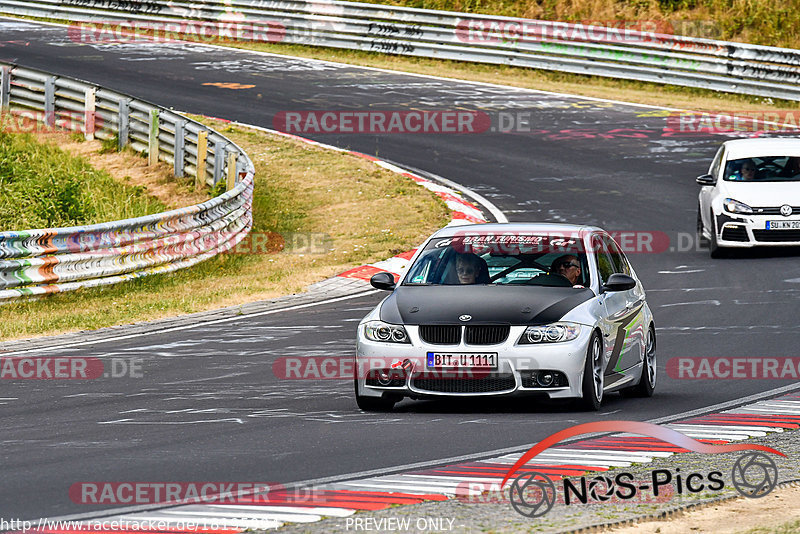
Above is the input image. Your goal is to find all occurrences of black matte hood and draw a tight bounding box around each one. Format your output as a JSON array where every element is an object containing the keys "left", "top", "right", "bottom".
[{"left": 379, "top": 285, "right": 594, "bottom": 326}]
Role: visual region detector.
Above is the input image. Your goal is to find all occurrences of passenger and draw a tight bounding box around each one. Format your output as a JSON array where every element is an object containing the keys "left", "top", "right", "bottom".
[{"left": 552, "top": 255, "right": 582, "bottom": 285}]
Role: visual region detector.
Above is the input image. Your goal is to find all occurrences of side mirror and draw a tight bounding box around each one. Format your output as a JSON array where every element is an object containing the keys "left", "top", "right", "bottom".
[
  {"left": 696, "top": 174, "right": 716, "bottom": 186},
  {"left": 603, "top": 273, "right": 636, "bottom": 292},
  {"left": 370, "top": 271, "right": 396, "bottom": 291}
]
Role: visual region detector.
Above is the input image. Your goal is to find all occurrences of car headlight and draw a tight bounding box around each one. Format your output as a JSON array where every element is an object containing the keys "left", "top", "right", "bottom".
[
  {"left": 723, "top": 198, "right": 753, "bottom": 215},
  {"left": 518, "top": 323, "right": 581, "bottom": 344},
  {"left": 363, "top": 321, "right": 410, "bottom": 343}
]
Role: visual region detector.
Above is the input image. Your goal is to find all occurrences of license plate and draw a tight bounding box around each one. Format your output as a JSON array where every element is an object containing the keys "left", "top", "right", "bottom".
[
  {"left": 426, "top": 352, "right": 498, "bottom": 370},
  {"left": 766, "top": 221, "right": 800, "bottom": 229}
]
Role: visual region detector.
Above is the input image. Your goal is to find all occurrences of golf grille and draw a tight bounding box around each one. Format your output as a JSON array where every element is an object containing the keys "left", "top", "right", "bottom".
[{"left": 753, "top": 230, "right": 800, "bottom": 242}]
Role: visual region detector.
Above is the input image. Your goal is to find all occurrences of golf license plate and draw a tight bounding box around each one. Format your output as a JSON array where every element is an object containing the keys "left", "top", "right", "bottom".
[
  {"left": 426, "top": 352, "right": 498, "bottom": 370},
  {"left": 766, "top": 221, "right": 800, "bottom": 229}
]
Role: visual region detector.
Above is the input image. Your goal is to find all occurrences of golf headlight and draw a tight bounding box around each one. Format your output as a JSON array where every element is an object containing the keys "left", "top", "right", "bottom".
[
  {"left": 363, "top": 321, "right": 410, "bottom": 343},
  {"left": 723, "top": 198, "right": 753, "bottom": 215},
  {"left": 519, "top": 323, "right": 581, "bottom": 344}
]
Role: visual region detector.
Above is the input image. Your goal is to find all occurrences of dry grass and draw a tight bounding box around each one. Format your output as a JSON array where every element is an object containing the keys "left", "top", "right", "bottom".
[
  {"left": 0, "top": 119, "right": 451, "bottom": 341},
  {"left": 35, "top": 132, "right": 208, "bottom": 209}
]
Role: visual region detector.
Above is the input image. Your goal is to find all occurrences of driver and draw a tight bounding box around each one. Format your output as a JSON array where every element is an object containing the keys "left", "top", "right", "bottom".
[
  {"left": 740, "top": 159, "right": 757, "bottom": 181},
  {"left": 552, "top": 255, "right": 582, "bottom": 285},
  {"left": 783, "top": 157, "right": 800, "bottom": 179}
]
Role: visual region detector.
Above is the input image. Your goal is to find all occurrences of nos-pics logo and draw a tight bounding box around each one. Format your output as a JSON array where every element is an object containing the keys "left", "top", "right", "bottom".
[{"left": 501, "top": 421, "right": 783, "bottom": 518}]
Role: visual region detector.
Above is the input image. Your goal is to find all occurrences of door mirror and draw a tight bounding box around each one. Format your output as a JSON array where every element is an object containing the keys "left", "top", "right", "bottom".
[
  {"left": 603, "top": 273, "right": 636, "bottom": 292},
  {"left": 370, "top": 271, "right": 396, "bottom": 291},
  {"left": 696, "top": 174, "right": 716, "bottom": 186}
]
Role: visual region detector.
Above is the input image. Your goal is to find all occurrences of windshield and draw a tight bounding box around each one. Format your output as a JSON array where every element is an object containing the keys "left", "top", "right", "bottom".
[
  {"left": 724, "top": 156, "right": 800, "bottom": 182},
  {"left": 404, "top": 233, "right": 590, "bottom": 287}
]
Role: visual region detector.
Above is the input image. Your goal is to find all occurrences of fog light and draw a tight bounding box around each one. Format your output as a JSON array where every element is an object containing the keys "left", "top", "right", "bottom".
[
  {"left": 537, "top": 372, "right": 555, "bottom": 387},
  {"left": 377, "top": 369, "right": 394, "bottom": 386}
]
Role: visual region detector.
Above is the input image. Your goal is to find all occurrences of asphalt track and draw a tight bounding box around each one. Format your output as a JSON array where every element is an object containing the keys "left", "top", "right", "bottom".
[{"left": 2, "top": 18, "right": 800, "bottom": 521}]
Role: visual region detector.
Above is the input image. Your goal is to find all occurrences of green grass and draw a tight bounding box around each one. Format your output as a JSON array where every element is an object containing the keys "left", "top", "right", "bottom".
[{"left": 0, "top": 131, "right": 166, "bottom": 231}]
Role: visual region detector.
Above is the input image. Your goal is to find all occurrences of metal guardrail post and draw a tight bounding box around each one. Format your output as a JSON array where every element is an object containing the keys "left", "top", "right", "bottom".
[
  {"left": 0, "top": 66, "right": 9, "bottom": 110},
  {"left": 84, "top": 87, "right": 96, "bottom": 141},
  {"left": 148, "top": 109, "right": 159, "bottom": 166},
  {"left": 118, "top": 98, "right": 130, "bottom": 150},
  {"left": 226, "top": 150, "right": 237, "bottom": 191},
  {"left": 44, "top": 76, "right": 55, "bottom": 128},
  {"left": 196, "top": 130, "right": 208, "bottom": 189},
  {"left": 213, "top": 140, "right": 224, "bottom": 185},
  {"left": 174, "top": 119, "right": 186, "bottom": 178}
]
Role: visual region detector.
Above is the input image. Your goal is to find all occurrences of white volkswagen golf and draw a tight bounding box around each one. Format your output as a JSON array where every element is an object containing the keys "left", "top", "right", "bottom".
[{"left": 697, "top": 138, "right": 800, "bottom": 257}]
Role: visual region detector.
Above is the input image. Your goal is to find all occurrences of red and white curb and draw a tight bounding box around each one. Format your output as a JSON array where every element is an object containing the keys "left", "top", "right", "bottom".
[{"left": 26, "top": 392, "right": 800, "bottom": 533}]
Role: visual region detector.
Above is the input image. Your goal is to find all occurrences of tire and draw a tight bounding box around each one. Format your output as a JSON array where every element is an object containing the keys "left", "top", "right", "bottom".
[
  {"left": 577, "top": 331, "right": 604, "bottom": 411},
  {"left": 620, "top": 325, "right": 656, "bottom": 398},
  {"left": 696, "top": 205, "right": 710, "bottom": 248},
  {"left": 708, "top": 210, "right": 726, "bottom": 258},
  {"left": 354, "top": 379, "right": 400, "bottom": 412}
]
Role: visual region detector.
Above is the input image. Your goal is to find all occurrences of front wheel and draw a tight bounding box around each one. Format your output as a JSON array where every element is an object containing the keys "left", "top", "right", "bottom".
[
  {"left": 577, "top": 331, "right": 604, "bottom": 411},
  {"left": 621, "top": 325, "right": 656, "bottom": 398},
  {"left": 354, "top": 379, "right": 400, "bottom": 412}
]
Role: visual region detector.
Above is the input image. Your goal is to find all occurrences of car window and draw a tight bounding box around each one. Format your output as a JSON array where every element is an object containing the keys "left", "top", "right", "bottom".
[
  {"left": 403, "top": 233, "right": 590, "bottom": 287},
  {"left": 593, "top": 236, "right": 615, "bottom": 284},
  {"left": 602, "top": 235, "right": 632, "bottom": 276},
  {"left": 709, "top": 147, "right": 724, "bottom": 179},
  {"left": 723, "top": 156, "right": 800, "bottom": 182}
]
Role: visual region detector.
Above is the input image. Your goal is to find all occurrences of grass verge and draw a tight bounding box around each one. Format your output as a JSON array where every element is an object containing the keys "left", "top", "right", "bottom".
[
  {"left": 0, "top": 119, "right": 451, "bottom": 341},
  {"left": 0, "top": 130, "right": 167, "bottom": 231}
]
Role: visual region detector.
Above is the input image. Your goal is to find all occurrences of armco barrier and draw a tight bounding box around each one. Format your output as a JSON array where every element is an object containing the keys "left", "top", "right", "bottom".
[
  {"left": 0, "top": 62, "right": 254, "bottom": 300},
  {"left": 1, "top": 1, "right": 800, "bottom": 99}
]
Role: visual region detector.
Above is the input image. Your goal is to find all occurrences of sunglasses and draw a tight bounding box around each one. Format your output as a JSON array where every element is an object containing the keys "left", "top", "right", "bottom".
[{"left": 556, "top": 262, "right": 580, "bottom": 270}]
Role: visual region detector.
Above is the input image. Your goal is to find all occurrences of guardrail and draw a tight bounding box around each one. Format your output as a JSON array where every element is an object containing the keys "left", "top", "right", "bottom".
[
  {"left": 1, "top": 0, "right": 800, "bottom": 100},
  {"left": 0, "top": 62, "right": 254, "bottom": 300}
]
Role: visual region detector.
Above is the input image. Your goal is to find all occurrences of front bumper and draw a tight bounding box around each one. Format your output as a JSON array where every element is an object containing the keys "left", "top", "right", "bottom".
[
  {"left": 355, "top": 325, "right": 591, "bottom": 400},
  {"left": 715, "top": 212, "right": 800, "bottom": 247}
]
